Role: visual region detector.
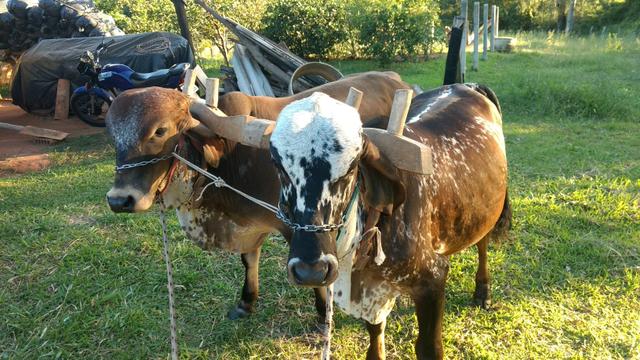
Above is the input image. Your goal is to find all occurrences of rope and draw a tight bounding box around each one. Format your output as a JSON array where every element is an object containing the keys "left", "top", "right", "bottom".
[
  {"left": 172, "top": 151, "right": 279, "bottom": 214},
  {"left": 159, "top": 206, "right": 179, "bottom": 360},
  {"left": 322, "top": 284, "right": 334, "bottom": 360}
]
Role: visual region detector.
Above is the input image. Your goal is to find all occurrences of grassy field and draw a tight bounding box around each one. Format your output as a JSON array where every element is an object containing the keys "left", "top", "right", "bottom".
[{"left": 1, "top": 32, "right": 639, "bottom": 359}]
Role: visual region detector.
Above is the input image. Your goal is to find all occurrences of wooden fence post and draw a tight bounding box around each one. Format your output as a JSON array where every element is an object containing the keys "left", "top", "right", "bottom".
[
  {"left": 566, "top": 0, "right": 575, "bottom": 34},
  {"left": 495, "top": 6, "right": 500, "bottom": 38},
  {"left": 483, "top": 3, "right": 489, "bottom": 60},
  {"left": 490, "top": 5, "right": 496, "bottom": 51},
  {"left": 54, "top": 79, "right": 70, "bottom": 121},
  {"left": 472, "top": 2, "right": 480, "bottom": 71},
  {"left": 460, "top": 0, "right": 468, "bottom": 79}
]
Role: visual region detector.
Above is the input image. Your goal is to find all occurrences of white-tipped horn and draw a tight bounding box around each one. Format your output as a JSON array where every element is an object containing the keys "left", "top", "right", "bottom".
[
  {"left": 345, "top": 87, "right": 363, "bottom": 110},
  {"left": 363, "top": 89, "right": 433, "bottom": 175},
  {"left": 190, "top": 100, "right": 274, "bottom": 149}
]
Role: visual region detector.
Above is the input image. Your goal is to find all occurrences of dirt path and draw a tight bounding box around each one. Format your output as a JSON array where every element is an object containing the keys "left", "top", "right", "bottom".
[{"left": 0, "top": 101, "right": 104, "bottom": 175}]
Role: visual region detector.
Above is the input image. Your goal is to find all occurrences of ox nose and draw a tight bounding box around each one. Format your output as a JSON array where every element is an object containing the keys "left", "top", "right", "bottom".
[
  {"left": 288, "top": 257, "right": 338, "bottom": 287},
  {"left": 107, "top": 195, "right": 135, "bottom": 213}
]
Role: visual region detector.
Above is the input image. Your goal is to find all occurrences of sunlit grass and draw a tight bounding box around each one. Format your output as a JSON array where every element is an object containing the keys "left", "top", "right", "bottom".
[{"left": 1, "top": 32, "right": 639, "bottom": 359}]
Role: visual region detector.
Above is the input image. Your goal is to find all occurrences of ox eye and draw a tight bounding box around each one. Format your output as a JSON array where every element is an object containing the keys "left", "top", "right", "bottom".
[{"left": 154, "top": 127, "right": 167, "bottom": 137}]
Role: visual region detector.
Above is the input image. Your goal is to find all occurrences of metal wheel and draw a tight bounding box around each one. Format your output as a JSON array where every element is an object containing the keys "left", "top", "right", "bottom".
[{"left": 70, "top": 92, "right": 111, "bottom": 127}]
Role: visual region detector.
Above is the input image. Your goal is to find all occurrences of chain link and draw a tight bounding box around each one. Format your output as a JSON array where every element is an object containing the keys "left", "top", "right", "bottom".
[
  {"left": 115, "top": 153, "right": 174, "bottom": 171},
  {"left": 276, "top": 209, "right": 345, "bottom": 233}
]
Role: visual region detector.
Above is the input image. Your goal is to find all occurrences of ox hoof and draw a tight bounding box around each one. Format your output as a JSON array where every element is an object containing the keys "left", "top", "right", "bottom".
[
  {"left": 473, "top": 296, "right": 492, "bottom": 310},
  {"left": 227, "top": 305, "right": 252, "bottom": 320},
  {"left": 315, "top": 322, "right": 328, "bottom": 335},
  {"left": 473, "top": 283, "right": 492, "bottom": 310}
]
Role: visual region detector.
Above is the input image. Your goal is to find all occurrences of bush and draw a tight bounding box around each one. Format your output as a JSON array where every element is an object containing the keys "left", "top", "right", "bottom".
[
  {"left": 355, "top": 0, "right": 440, "bottom": 64},
  {"left": 262, "top": 0, "right": 348, "bottom": 60}
]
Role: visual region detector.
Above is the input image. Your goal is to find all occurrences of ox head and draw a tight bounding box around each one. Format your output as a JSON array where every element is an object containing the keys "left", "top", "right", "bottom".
[
  {"left": 105, "top": 87, "right": 199, "bottom": 212},
  {"left": 269, "top": 93, "right": 407, "bottom": 287}
]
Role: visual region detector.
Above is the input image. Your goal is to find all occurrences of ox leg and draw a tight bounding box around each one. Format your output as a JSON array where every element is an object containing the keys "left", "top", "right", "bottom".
[
  {"left": 365, "top": 319, "right": 386, "bottom": 360},
  {"left": 473, "top": 235, "right": 491, "bottom": 309},
  {"left": 313, "top": 287, "right": 327, "bottom": 333},
  {"left": 228, "top": 246, "right": 262, "bottom": 320},
  {"left": 413, "top": 271, "right": 448, "bottom": 360}
]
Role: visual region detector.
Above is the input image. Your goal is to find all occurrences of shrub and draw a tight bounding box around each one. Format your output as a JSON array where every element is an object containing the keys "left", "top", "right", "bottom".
[
  {"left": 355, "top": 0, "right": 440, "bottom": 64},
  {"left": 262, "top": 0, "right": 348, "bottom": 60}
]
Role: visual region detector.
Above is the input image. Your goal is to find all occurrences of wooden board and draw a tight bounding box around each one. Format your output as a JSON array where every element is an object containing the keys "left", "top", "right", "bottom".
[{"left": 54, "top": 79, "right": 70, "bottom": 121}]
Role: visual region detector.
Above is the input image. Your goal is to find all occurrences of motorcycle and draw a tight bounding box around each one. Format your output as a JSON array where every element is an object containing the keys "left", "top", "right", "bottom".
[{"left": 71, "top": 39, "right": 190, "bottom": 127}]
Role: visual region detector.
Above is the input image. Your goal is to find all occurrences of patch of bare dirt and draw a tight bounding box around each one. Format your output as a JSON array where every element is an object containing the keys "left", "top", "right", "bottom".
[{"left": 0, "top": 101, "right": 104, "bottom": 176}]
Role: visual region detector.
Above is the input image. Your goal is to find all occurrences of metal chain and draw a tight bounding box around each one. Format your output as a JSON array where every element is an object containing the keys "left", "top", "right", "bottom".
[
  {"left": 159, "top": 207, "right": 179, "bottom": 360},
  {"left": 115, "top": 153, "right": 174, "bottom": 171},
  {"left": 276, "top": 210, "right": 344, "bottom": 233}
]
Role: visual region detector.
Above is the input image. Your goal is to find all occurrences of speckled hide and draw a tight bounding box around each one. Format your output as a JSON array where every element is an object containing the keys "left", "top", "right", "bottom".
[{"left": 270, "top": 84, "right": 510, "bottom": 358}]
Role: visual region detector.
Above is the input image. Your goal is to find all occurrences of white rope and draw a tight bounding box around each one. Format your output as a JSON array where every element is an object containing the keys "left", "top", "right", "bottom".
[
  {"left": 172, "top": 151, "right": 279, "bottom": 214},
  {"left": 321, "top": 284, "right": 334, "bottom": 360},
  {"left": 159, "top": 207, "right": 179, "bottom": 360}
]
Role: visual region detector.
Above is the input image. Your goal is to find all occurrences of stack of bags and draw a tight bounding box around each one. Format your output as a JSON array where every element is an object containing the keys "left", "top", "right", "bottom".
[{"left": 0, "top": 0, "right": 124, "bottom": 54}]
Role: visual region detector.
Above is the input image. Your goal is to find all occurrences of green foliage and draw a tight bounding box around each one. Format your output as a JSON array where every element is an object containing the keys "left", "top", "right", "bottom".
[
  {"left": 439, "top": 0, "right": 638, "bottom": 33},
  {"left": 262, "top": 0, "right": 348, "bottom": 60},
  {"left": 354, "top": 0, "right": 441, "bottom": 64},
  {"left": 94, "top": 0, "right": 270, "bottom": 62}
]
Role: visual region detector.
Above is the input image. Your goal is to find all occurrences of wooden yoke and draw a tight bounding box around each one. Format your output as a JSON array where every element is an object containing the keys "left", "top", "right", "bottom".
[
  {"left": 345, "top": 87, "right": 363, "bottom": 110},
  {"left": 190, "top": 100, "right": 273, "bottom": 149},
  {"left": 363, "top": 89, "right": 433, "bottom": 175}
]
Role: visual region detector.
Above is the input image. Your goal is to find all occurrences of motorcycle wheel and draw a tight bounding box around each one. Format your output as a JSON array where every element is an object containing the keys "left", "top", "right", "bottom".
[{"left": 70, "top": 92, "right": 111, "bottom": 127}]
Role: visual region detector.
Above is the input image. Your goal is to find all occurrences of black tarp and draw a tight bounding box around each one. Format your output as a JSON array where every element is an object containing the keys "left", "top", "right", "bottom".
[{"left": 11, "top": 31, "right": 194, "bottom": 113}]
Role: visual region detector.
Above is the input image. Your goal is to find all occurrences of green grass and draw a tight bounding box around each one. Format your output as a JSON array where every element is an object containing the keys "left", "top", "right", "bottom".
[{"left": 1, "top": 32, "right": 639, "bottom": 359}]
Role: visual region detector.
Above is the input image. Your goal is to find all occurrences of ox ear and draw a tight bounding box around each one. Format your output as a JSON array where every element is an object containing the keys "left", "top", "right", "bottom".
[{"left": 359, "top": 137, "right": 406, "bottom": 215}]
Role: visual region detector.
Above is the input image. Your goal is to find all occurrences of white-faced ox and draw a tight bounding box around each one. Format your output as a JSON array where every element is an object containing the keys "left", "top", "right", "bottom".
[
  {"left": 104, "top": 72, "right": 411, "bottom": 323},
  {"left": 265, "top": 85, "right": 510, "bottom": 359}
]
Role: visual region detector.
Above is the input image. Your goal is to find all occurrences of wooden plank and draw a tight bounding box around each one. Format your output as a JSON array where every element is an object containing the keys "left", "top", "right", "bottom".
[
  {"left": 363, "top": 128, "right": 432, "bottom": 175},
  {"left": 230, "top": 49, "right": 257, "bottom": 95},
  {"left": 54, "top": 79, "right": 70, "bottom": 121},
  {"left": 205, "top": 78, "right": 219, "bottom": 108},
  {"left": 193, "top": 65, "right": 208, "bottom": 89}
]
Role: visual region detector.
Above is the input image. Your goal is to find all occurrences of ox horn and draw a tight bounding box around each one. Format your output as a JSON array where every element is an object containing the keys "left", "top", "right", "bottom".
[
  {"left": 189, "top": 98, "right": 274, "bottom": 149},
  {"left": 363, "top": 89, "right": 433, "bottom": 175}
]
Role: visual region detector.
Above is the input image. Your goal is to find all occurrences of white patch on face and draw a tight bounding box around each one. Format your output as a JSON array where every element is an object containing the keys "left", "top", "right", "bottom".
[
  {"left": 271, "top": 92, "right": 363, "bottom": 211},
  {"left": 406, "top": 86, "right": 453, "bottom": 124},
  {"left": 108, "top": 102, "right": 143, "bottom": 152}
]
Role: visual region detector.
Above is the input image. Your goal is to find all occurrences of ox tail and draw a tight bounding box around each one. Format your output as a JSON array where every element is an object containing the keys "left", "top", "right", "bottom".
[
  {"left": 489, "top": 189, "right": 512, "bottom": 243},
  {"left": 443, "top": 25, "right": 463, "bottom": 85}
]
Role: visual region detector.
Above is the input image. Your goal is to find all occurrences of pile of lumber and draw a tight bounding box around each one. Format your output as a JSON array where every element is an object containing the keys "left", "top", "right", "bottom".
[
  {"left": 195, "top": 0, "right": 332, "bottom": 97},
  {"left": 0, "top": 0, "right": 124, "bottom": 56}
]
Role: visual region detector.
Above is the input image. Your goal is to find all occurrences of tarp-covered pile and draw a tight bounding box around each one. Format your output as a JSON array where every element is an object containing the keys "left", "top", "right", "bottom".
[
  {"left": 11, "top": 32, "right": 194, "bottom": 113},
  {"left": 0, "top": 0, "right": 124, "bottom": 57}
]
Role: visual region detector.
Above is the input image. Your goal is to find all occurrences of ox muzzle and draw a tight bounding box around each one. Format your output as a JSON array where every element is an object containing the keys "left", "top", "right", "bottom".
[{"left": 287, "top": 232, "right": 339, "bottom": 287}]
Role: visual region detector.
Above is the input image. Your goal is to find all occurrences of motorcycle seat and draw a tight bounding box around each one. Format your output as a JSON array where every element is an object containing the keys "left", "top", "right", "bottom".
[{"left": 129, "top": 63, "right": 190, "bottom": 87}]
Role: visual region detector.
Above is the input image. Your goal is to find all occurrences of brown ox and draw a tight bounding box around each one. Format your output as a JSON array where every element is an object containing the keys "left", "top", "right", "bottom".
[
  {"left": 247, "top": 84, "right": 510, "bottom": 359},
  {"left": 104, "top": 72, "right": 411, "bottom": 321}
]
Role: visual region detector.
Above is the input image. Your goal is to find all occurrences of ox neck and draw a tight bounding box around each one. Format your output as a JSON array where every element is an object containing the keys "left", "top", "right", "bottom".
[{"left": 158, "top": 134, "right": 203, "bottom": 209}]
